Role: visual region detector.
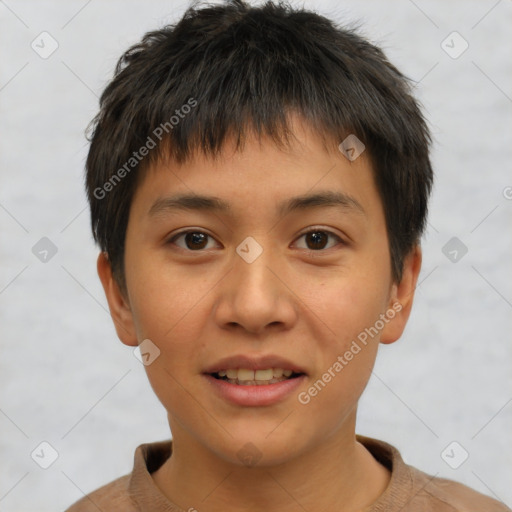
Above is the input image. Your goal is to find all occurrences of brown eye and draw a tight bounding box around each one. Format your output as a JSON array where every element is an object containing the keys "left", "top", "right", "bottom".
[
  {"left": 295, "top": 229, "right": 344, "bottom": 251},
  {"left": 305, "top": 231, "right": 328, "bottom": 250},
  {"left": 170, "top": 231, "right": 216, "bottom": 251}
]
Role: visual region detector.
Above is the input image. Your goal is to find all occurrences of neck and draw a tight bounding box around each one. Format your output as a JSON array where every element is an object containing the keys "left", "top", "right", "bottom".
[{"left": 152, "top": 413, "right": 390, "bottom": 512}]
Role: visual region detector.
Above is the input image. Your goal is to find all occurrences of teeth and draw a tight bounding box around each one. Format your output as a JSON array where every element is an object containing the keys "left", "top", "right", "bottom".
[
  {"left": 238, "top": 369, "right": 255, "bottom": 381},
  {"left": 255, "top": 369, "right": 273, "bottom": 380},
  {"left": 226, "top": 369, "right": 238, "bottom": 379},
  {"left": 214, "top": 368, "right": 298, "bottom": 384}
]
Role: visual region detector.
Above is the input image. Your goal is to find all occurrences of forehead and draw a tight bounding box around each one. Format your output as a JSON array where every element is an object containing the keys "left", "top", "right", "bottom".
[{"left": 130, "top": 117, "right": 381, "bottom": 224}]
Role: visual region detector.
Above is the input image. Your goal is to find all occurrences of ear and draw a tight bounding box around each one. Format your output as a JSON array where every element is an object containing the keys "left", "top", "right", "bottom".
[
  {"left": 380, "top": 245, "right": 422, "bottom": 345},
  {"left": 97, "top": 252, "right": 138, "bottom": 347}
]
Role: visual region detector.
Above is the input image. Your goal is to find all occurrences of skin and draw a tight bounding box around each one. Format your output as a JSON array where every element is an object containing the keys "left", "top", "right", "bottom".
[{"left": 98, "top": 115, "right": 422, "bottom": 512}]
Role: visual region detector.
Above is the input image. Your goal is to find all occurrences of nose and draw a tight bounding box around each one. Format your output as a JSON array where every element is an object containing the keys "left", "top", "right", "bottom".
[{"left": 212, "top": 238, "right": 298, "bottom": 336}]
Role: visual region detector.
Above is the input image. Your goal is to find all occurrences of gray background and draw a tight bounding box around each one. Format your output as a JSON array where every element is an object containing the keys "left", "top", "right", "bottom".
[{"left": 1, "top": 0, "right": 511, "bottom": 510}]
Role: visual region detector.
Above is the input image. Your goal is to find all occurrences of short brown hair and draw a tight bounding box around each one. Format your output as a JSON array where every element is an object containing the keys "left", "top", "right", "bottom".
[{"left": 85, "top": 0, "right": 433, "bottom": 295}]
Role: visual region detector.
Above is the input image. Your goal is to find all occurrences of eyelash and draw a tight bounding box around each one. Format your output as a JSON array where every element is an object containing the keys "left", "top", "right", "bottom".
[{"left": 167, "top": 227, "right": 345, "bottom": 253}]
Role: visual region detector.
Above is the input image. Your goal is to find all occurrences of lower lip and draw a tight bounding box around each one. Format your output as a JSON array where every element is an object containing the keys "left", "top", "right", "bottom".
[{"left": 203, "top": 374, "right": 307, "bottom": 407}]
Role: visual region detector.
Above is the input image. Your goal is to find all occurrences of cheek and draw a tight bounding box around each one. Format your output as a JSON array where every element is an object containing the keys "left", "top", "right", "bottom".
[
  {"left": 128, "top": 268, "right": 204, "bottom": 423},
  {"left": 295, "top": 282, "right": 381, "bottom": 438},
  {"left": 126, "top": 254, "right": 208, "bottom": 405},
  {"left": 127, "top": 250, "right": 204, "bottom": 341},
  {"left": 304, "top": 266, "right": 389, "bottom": 350},
  {"left": 292, "top": 266, "right": 387, "bottom": 417}
]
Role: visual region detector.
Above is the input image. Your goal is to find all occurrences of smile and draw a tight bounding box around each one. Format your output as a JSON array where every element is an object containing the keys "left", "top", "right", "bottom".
[
  {"left": 204, "top": 371, "right": 307, "bottom": 407},
  {"left": 211, "top": 368, "right": 302, "bottom": 385},
  {"left": 203, "top": 354, "right": 308, "bottom": 406}
]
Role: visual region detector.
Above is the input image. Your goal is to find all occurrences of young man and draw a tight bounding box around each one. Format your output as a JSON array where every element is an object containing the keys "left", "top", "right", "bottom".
[{"left": 66, "top": 1, "right": 510, "bottom": 510}]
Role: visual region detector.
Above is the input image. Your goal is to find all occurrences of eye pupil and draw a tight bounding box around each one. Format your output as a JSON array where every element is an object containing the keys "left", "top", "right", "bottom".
[
  {"left": 306, "top": 231, "right": 328, "bottom": 250},
  {"left": 185, "top": 232, "right": 208, "bottom": 249},
  {"left": 173, "top": 229, "right": 338, "bottom": 253}
]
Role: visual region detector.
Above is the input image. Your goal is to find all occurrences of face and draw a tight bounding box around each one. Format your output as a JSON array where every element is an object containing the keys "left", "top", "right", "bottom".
[{"left": 99, "top": 116, "right": 420, "bottom": 467}]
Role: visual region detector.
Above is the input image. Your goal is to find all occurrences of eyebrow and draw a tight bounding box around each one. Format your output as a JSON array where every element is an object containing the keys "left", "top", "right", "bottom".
[{"left": 147, "top": 190, "right": 366, "bottom": 219}]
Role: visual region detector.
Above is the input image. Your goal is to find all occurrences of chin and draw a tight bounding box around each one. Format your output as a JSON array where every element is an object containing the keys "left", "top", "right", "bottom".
[{"left": 212, "top": 426, "right": 311, "bottom": 469}]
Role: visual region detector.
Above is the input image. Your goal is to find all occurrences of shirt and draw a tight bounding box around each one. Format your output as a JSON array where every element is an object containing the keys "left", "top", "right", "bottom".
[{"left": 65, "top": 435, "right": 511, "bottom": 511}]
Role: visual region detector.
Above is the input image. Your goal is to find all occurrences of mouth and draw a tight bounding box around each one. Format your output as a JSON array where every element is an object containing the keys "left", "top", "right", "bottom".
[
  {"left": 203, "top": 355, "right": 308, "bottom": 406},
  {"left": 208, "top": 368, "right": 306, "bottom": 386}
]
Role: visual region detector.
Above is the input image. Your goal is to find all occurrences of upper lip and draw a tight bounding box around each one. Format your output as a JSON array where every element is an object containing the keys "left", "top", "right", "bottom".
[{"left": 204, "top": 354, "right": 307, "bottom": 375}]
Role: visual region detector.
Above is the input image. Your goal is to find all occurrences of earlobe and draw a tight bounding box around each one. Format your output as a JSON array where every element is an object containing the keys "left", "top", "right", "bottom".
[
  {"left": 380, "top": 246, "right": 422, "bottom": 345},
  {"left": 96, "top": 252, "right": 139, "bottom": 347}
]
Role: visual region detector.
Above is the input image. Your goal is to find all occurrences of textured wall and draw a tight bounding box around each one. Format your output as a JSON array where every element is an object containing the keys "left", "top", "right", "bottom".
[{"left": 1, "top": 0, "right": 511, "bottom": 510}]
